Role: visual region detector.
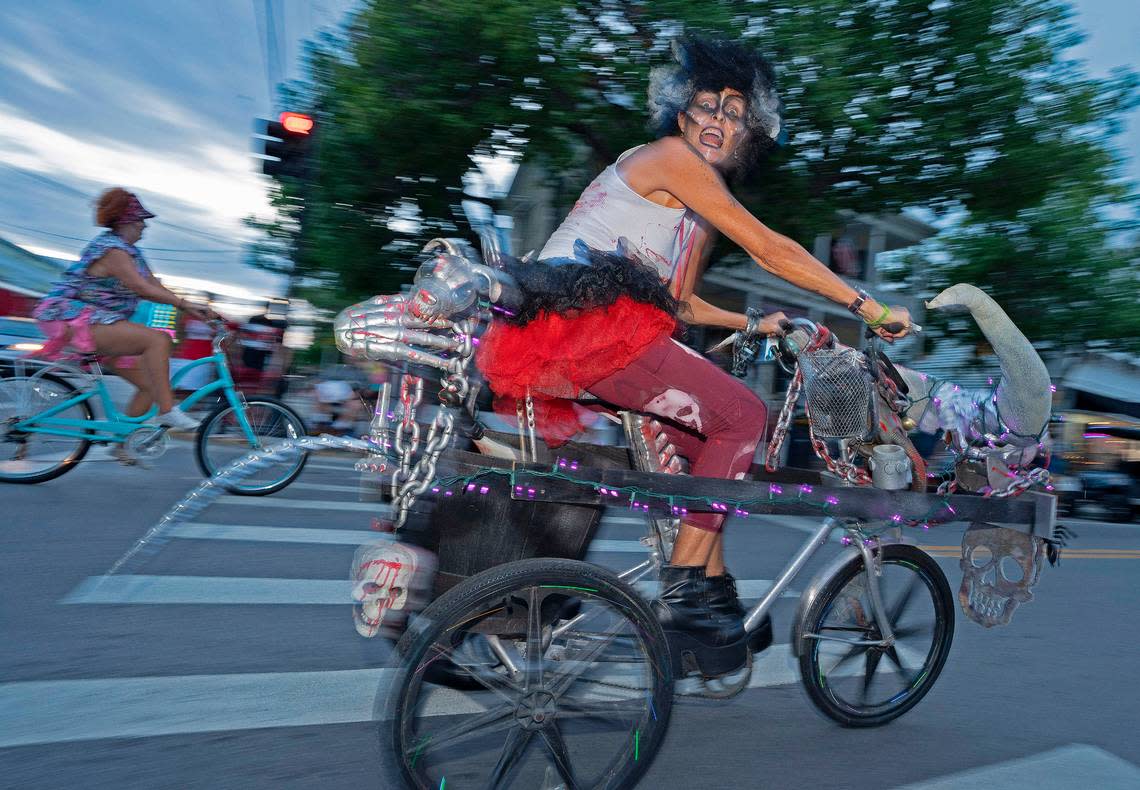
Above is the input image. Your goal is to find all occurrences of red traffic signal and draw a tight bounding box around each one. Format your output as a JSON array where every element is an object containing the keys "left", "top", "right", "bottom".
[
  {"left": 255, "top": 113, "right": 315, "bottom": 178},
  {"left": 280, "top": 112, "right": 314, "bottom": 135}
]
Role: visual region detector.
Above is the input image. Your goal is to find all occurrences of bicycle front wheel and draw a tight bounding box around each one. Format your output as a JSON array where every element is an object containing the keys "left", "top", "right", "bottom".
[
  {"left": 195, "top": 396, "right": 307, "bottom": 495},
  {"left": 0, "top": 372, "right": 93, "bottom": 484},
  {"left": 797, "top": 544, "right": 954, "bottom": 728}
]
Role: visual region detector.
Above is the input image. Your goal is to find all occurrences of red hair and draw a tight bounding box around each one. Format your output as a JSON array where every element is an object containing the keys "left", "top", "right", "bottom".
[{"left": 94, "top": 188, "right": 135, "bottom": 228}]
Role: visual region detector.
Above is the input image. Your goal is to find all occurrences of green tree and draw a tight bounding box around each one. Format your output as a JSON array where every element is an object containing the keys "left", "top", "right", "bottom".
[{"left": 252, "top": 0, "right": 1137, "bottom": 351}]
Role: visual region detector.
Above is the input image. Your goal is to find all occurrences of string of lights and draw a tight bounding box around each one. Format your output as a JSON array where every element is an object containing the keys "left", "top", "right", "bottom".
[{"left": 418, "top": 459, "right": 961, "bottom": 534}]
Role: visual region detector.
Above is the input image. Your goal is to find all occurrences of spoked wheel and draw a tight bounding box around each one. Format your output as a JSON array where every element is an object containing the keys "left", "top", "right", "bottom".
[
  {"left": 0, "top": 372, "right": 92, "bottom": 484},
  {"left": 797, "top": 544, "right": 954, "bottom": 727},
  {"left": 382, "top": 558, "right": 674, "bottom": 789},
  {"left": 195, "top": 396, "right": 307, "bottom": 495}
]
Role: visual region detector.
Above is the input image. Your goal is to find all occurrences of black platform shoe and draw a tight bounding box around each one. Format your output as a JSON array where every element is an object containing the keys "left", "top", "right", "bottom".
[
  {"left": 652, "top": 564, "right": 749, "bottom": 678},
  {"left": 706, "top": 571, "right": 774, "bottom": 655}
]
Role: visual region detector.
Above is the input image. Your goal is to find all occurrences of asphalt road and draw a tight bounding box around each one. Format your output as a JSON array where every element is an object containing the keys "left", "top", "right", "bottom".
[{"left": 2, "top": 445, "right": 1139, "bottom": 789}]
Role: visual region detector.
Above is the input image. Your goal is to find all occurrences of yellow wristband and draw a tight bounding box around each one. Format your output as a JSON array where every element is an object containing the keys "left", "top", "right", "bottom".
[{"left": 865, "top": 304, "right": 891, "bottom": 328}]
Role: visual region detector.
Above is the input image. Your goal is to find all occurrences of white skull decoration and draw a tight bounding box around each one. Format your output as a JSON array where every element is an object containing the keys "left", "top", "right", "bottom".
[
  {"left": 351, "top": 540, "right": 433, "bottom": 638},
  {"left": 958, "top": 526, "right": 1045, "bottom": 628}
]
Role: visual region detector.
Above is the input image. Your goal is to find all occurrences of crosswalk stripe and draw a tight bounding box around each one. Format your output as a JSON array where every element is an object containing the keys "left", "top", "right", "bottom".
[
  {"left": 164, "top": 523, "right": 646, "bottom": 553},
  {"left": 0, "top": 668, "right": 393, "bottom": 748},
  {"left": 168, "top": 523, "right": 384, "bottom": 545},
  {"left": 891, "top": 744, "right": 1140, "bottom": 789},
  {"left": 0, "top": 640, "right": 927, "bottom": 748},
  {"left": 634, "top": 578, "right": 798, "bottom": 600},
  {"left": 305, "top": 461, "right": 359, "bottom": 472},
  {"left": 62, "top": 574, "right": 790, "bottom": 605},
  {"left": 215, "top": 496, "right": 385, "bottom": 512},
  {"left": 63, "top": 576, "right": 355, "bottom": 605},
  {"left": 287, "top": 482, "right": 370, "bottom": 494}
]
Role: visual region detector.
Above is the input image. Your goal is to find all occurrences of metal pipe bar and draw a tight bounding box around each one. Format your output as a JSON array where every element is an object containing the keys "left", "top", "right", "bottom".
[
  {"left": 742, "top": 518, "right": 836, "bottom": 632},
  {"left": 432, "top": 451, "right": 1053, "bottom": 538}
]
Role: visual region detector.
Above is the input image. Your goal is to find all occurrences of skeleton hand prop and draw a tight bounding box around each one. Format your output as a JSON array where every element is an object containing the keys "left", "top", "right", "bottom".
[
  {"left": 333, "top": 293, "right": 466, "bottom": 373},
  {"left": 333, "top": 239, "right": 523, "bottom": 371}
]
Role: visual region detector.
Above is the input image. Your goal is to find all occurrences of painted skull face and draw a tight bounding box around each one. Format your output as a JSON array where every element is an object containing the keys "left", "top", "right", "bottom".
[
  {"left": 678, "top": 88, "right": 750, "bottom": 171},
  {"left": 958, "top": 526, "right": 1044, "bottom": 628},
  {"left": 351, "top": 541, "right": 428, "bottom": 638}
]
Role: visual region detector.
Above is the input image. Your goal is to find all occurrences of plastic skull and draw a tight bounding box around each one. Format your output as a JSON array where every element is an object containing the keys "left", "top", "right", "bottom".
[
  {"left": 958, "top": 525, "right": 1045, "bottom": 628},
  {"left": 350, "top": 540, "right": 433, "bottom": 638}
]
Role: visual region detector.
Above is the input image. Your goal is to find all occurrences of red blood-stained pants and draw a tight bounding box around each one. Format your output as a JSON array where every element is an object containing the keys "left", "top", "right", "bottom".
[{"left": 587, "top": 334, "right": 768, "bottom": 533}]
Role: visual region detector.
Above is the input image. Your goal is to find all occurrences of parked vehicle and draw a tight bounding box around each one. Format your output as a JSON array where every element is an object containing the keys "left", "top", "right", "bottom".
[
  {"left": 0, "top": 316, "right": 45, "bottom": 357},
  {"left": 1051, "top": 421, "right": 1140, "bottom": 522}
]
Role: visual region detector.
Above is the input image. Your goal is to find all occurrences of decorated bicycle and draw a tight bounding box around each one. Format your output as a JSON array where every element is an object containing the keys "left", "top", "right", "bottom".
[{"left": 329, "top": 238, "right": 1062, "bottom": 789}]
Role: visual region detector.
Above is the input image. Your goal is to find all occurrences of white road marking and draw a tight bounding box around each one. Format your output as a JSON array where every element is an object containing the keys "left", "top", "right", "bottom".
[
  {"left": 0, "top": 668, "right": 391, "bottom": 748},
  {"left": 167, "top": 523, "right": 384, "bottom": 545},
  {"left": 891, "top": 744, "right": 1140, "bottom": 789},
  {"left": 215, "top": 496, "right": 385, "bottom": 512},
  {"left": 62, "top": 574, "right": 788, "bottom": 605},
  {"left": 0, "top": 640, "right": 937, "bottom": 748},
  {"left": 62, "top": 576, "right": 356, "bottom": 605},
  {"left": 634, "top": 578, "right": 798, "bottom": 599},
  {"left": 305, "top": 461, "right": 359, "bottom": 472},
  {"left": 287, "top": 482, "right": 370, "bottom": 494}
]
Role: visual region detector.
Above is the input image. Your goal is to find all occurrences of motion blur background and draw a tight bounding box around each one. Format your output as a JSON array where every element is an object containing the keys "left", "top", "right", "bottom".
[
  {"left": 1, "top": 0, "right": 1138, "bottom": 489},
  {"left": 3, "top": 5, "right": 1140, "bottom": 789}
]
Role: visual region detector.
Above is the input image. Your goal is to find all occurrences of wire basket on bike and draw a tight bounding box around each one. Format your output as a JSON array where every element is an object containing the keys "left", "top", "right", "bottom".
[{"left": 798, "top": 346, "right": 876, "bottom": 441}]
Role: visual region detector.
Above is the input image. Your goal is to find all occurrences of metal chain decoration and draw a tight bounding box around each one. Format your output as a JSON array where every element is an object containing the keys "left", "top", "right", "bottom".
[{"left": 764, "top": 367, "right": 802, "bottom": 473}]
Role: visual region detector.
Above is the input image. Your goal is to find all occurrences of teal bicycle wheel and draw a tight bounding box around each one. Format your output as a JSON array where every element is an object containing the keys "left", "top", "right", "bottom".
[
  {"left": 195, "top": 396, "right": 308, "bottom": 495},
  {"left": 0, "top": 371, "right": 93, "bottom": 484}
]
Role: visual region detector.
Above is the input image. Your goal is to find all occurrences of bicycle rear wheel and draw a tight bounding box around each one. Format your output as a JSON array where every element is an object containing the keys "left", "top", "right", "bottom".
[
  {"left": 0, "top": 372, "right": 92, "bottom": 484},
  {"left": 195, "top": 396, "right": 307, "bottom": 495},
  {"left": 383, "top": 558, "right": 674, "bottom": 790},
  {"left": 797, "top": 544, "right": 954, "bottom": 728}
]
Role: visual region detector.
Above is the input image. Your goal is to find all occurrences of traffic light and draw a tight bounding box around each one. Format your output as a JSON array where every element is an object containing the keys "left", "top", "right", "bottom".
[{"left": 256, "top": 112, "right": 314, "bottom": 178}]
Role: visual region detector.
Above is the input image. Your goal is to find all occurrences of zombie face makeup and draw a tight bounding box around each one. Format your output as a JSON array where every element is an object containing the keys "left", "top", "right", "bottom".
[{"left": 678, "top": 88, "right": 750, "bottom": 171}]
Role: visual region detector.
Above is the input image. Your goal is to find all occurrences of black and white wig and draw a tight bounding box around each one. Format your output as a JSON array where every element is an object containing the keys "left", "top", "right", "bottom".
[{"left": 647, "top": 36, "right": 783, "bottom": 171}]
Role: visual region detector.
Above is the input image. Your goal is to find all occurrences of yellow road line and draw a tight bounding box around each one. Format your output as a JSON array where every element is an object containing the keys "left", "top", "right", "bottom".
[{"left": 918, "top": 545, "right": 1140, "bottom": 555}]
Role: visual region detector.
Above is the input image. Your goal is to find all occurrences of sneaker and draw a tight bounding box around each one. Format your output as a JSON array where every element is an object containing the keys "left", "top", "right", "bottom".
[{"left": 156, "top": 406, "right": 201, "bottom": 432}]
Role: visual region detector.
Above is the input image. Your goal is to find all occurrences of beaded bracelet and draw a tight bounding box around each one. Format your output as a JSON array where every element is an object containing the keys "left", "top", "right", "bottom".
[{"left": 865, "top": 304, "right": 892, "bottom": 328}]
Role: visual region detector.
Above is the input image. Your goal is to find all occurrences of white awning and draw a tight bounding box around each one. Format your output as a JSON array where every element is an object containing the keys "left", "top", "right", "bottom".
[{"left": 1062, "top": 361, "right": 1140, "bottom": 404}]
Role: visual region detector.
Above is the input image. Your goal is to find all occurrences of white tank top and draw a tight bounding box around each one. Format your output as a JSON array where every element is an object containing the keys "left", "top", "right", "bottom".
[{"left": 538, "top": 146, "right": 700, "bottom": 297}]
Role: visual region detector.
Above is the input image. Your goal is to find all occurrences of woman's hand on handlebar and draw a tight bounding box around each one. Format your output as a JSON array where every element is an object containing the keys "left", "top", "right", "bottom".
[
  {"left": 184, "top": 303, "right": 220, "bottom": 322},
  {"left": 869, "top": 305, "right": 912, "bottom": 342},
  {"left": 757, "top": 311, "right": 790, "bottom": 337}
]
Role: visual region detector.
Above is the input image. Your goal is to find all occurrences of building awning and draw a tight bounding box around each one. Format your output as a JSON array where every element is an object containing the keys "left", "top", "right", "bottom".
[{"left": 1062, "top": 361, "right": 1140, "bottom": 405}]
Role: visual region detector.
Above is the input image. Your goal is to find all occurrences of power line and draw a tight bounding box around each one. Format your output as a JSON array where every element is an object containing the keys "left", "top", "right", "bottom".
[{"left": 0, "top": 219, "right": 241, "bottom": 254}]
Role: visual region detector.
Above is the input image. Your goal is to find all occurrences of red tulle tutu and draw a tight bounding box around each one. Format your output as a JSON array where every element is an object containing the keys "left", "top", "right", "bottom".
[{"left": 476, "top": 296, "right": 675, "bottom": 444}]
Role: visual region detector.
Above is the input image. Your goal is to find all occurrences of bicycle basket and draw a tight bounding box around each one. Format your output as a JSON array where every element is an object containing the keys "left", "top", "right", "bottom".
[{"left": 798, "top": 347, "right": 876, "bottom": 440}]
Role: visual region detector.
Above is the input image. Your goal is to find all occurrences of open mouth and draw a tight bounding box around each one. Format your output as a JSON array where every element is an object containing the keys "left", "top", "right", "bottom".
[{"left": 699, "top": 128, "right": 724, "bottom": 149}]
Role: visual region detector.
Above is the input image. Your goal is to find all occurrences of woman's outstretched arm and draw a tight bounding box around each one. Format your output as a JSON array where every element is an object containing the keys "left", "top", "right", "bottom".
[{"left": 624, "top": 137, "right": 910, "bottom": 338}]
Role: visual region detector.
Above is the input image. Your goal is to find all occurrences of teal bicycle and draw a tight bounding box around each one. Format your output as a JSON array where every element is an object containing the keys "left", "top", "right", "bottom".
[{"left": 0, "top": 322, "right": 308, "bottom": 494}]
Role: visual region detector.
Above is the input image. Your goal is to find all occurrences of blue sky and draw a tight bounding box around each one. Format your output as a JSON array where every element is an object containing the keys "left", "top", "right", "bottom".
[{"left": 0, "top": 1, "right": 1136, "bottom": 299}]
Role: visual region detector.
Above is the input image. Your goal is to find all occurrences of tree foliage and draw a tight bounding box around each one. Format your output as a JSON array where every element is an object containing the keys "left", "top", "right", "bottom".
[{"left": 253, "top": 0, "right": 1137, "bottom": 351}]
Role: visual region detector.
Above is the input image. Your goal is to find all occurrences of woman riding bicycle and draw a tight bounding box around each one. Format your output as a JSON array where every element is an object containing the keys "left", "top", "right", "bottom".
[
  {"left": 477, "top": 37, "right": 913, "bottom": 677},
  {"left": 33, "top": 188, "right": 214, "bottom": 432}
]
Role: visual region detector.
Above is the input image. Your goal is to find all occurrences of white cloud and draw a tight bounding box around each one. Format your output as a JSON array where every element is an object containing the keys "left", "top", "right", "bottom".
[
  {"left": 1, "top": 51, "right": 71, "bottom": 94},
  {"left": 0, "top": 103, "right": 272, "bottom": 232}
]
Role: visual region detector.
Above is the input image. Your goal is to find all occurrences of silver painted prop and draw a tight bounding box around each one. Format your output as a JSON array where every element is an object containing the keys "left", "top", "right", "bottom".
[
  {"left": 959, "top": 524, "right": 1046, "bottom": 627},
  {"left": 897, "top": 284, "right": 1052, "bottom": 460}
]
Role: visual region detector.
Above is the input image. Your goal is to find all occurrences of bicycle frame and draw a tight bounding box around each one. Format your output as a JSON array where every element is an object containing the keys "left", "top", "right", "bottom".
[
  {"left": 551, "top": 511, "right": 899, "bottom": 653},
  {"left": 8, "top": 351, "right": 259, "bottom": 446}
]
